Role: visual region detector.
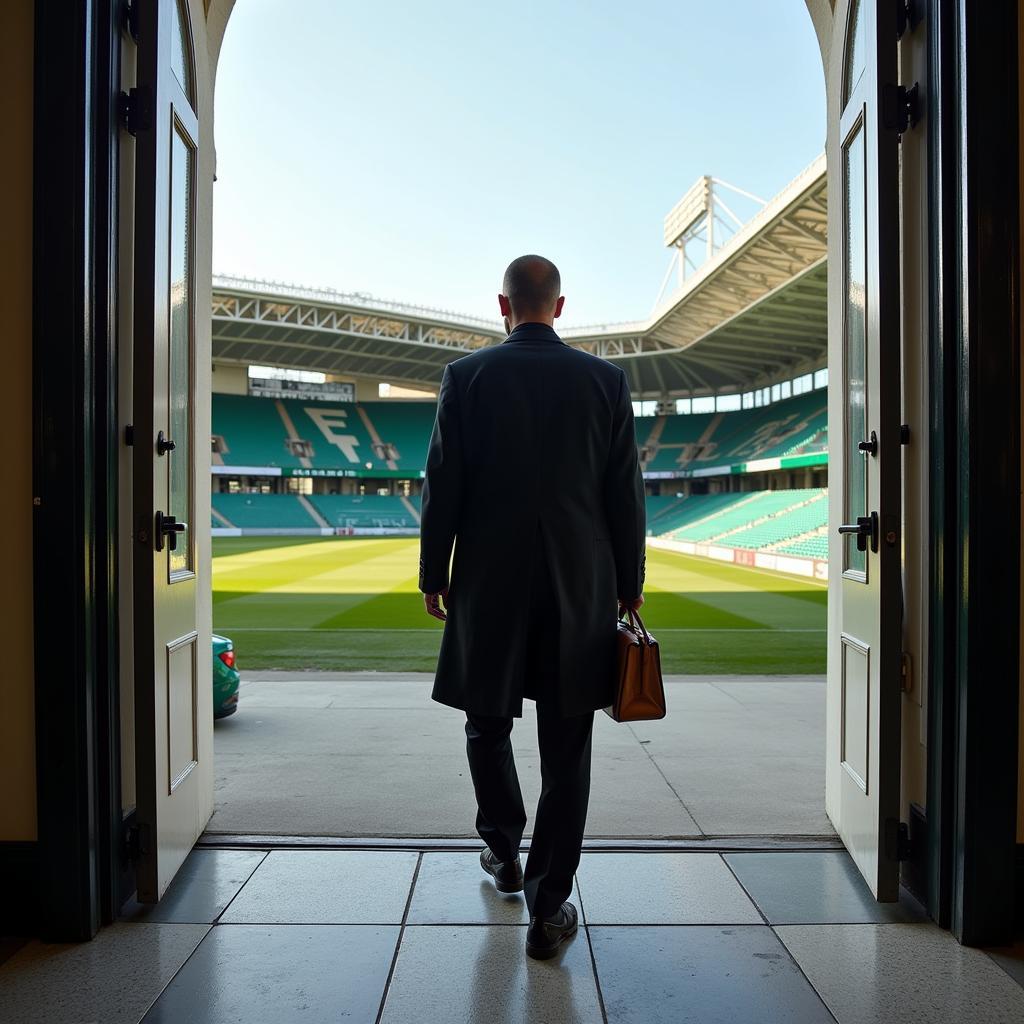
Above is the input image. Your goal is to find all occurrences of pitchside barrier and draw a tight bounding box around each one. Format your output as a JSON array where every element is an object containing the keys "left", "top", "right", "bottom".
[
  {"left": 211, "top": 527, "right": 420, "bottom": 538},
  {"left": 646, "top": 535, "right": 829, "bottom": 582}
]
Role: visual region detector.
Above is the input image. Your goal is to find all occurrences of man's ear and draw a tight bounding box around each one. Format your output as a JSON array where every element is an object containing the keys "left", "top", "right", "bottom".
[
  {"left": 554, "top": 295, "right": 565, "bottom": 319},
  {"left": 498, "top": 294, "right": 511, "bottom": 317}
]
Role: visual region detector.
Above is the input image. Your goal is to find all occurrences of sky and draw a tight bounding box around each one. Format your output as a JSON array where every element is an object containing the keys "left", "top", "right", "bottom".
[{"left": 213, "top": 0, "right": 825, "bottom": 329}]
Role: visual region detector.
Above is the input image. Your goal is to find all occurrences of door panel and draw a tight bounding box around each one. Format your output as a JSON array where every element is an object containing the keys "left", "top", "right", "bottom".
[
  {"left": 133, "top": 0, "right": 211, "bottom": 902},
  {"left": 826, "top": 0, "right": 903, "bottom": 900}
]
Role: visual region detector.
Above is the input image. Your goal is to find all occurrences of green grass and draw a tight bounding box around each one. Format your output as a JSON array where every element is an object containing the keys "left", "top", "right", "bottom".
[{"left": 213, "top": 537, "right": 826, "bottom": 674}]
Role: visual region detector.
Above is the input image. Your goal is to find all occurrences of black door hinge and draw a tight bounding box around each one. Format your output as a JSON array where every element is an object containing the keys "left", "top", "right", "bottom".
[
  {"left": 897, "top": 0, "right": 921, "bottom": 39},
  {"left": 123, "top": 0, "right": 138, "bottom": 41},
  {"left": 897, "top": 821, "right": 913, "bottom": 861},
  {"left": 119, "top": 86, "right": 152, "bottom": 136},
  {"left": 882, "top": 82, "right": 920, "bottom": 137},
  {"left": 884, "top": 818, "right": 914, "bottom": 862},
  {"left": 125, "top": 821, "right": 151, "bottom": 862},
  {"left": 125, "top": 424, "right": 134, "bottom": 447}
]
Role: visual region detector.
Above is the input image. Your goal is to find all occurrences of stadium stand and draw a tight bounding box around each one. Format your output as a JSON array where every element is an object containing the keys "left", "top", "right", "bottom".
[
  {"left": 212, "top": 389, "right": 825, "bottom": 476},
  {"left": 638, "top": 390, "right": 827, "bottom": 473},
  {"left": 721, "top": 492, "right": 827, "bottom": 549},
  {"left": 307, "top": 494, "right": 417, "bottom": 529},
  {"left": 358, "top": 401, "right": 435, "bottom": 471},
  {"left": 645, "top": 492, "right": 753, "bottom": 536},
  {"left": 644, "top": 495, "right": 685, "bottom": 524},
  {"left": 277, "top": 397, "right": 379, "bottom": 470},
  {"left": 777, "top": 534, "right": 829, "bottom": 559},
  {"left": 212, "top": 393, "right": 306, "bottom": 469},
  {"left": 210, "top": 393, "right": 829, "bottom": 565},
  {"left": 212, "top": 493, "right": 319, "bottom": 528},
  {"left": 212, "top": 395, "right": 413, "bottom": 474},
  {"left": 667, "top": 488, "right": 825, "bottom": 544}
]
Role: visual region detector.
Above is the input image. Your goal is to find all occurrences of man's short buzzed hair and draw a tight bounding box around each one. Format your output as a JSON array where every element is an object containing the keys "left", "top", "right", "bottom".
[{"left": 502, "top": 255, "right": 561, "bottom": 316}]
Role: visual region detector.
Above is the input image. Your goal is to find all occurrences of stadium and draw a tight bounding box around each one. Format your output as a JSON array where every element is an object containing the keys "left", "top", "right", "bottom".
[{"left": 207, "top": 159, "right": 830, "bottom": 674}]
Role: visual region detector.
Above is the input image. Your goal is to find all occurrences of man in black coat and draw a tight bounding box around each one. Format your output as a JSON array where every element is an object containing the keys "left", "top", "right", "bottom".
[{"left": 418, "top": 254, "right": 645, "bottom": 959}]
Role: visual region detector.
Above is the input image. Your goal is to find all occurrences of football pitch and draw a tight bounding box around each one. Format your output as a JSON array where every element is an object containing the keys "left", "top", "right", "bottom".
[{"left": 212, "top": 536, "right": 826, "bottom": 674}]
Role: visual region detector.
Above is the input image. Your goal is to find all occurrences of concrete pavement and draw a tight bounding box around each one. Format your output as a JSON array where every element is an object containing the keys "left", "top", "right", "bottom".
[{"left": 209, "top": 673, "right": 833, "bottom": 838}]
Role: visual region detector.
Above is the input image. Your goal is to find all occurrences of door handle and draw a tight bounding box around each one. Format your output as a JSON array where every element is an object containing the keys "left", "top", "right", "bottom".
[
  {"left": 156, "top": 430, "right": 176, "bottom": 456},
  {"left": 154, "top": 510, "right": 187, "bottom": 552},
  {"left": 838, "top": 511, "right": 879, "bottom": 553},
  {"left": 857, "top": 430, "right": 878, "bottom": 457}
]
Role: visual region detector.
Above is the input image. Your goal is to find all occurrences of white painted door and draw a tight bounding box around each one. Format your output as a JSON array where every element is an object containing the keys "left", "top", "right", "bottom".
[
  {"left": 132, "top": 0, "right": 212, "bottom": 902},
  {"left": 825, "top": 0, "right": 903, "bottom": 900}
]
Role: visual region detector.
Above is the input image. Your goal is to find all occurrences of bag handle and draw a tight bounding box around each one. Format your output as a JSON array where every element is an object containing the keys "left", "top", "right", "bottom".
[{"left": 621, "top": 605, "right": 653, "bottom": 645}]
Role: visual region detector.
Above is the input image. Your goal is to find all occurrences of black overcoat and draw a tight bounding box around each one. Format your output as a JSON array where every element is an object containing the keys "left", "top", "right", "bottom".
[{"left": 418, "top": 322, "right": 646, "bottom": 718}]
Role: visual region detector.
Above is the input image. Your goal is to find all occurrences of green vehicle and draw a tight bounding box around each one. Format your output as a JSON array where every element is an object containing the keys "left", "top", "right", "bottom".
[{"left": 213, "top": 633, "right": 240, "bottom": 718}]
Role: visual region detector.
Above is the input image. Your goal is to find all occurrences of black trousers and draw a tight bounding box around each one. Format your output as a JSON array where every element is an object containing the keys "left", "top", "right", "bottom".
[{"left": 465, "top": 707, "right": 594, "bottom": 920}]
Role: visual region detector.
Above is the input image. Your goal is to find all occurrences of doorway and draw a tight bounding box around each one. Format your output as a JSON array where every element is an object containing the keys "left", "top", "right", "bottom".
[
  {"left": 19, "top": 0, "right": 1019, "bottom": 946},
  {"left": 201, "top": 0, "right": 833, "bottom": 847}
]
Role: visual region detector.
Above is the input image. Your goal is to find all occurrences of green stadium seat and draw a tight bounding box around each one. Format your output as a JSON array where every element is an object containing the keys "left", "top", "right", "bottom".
[
  {"left": 212, "top": 393, "right": 303, "bottom": 468},
  {"left": 649, "top": 492, "right": 753, "bottom": 535},
  {"left": 638, "top": 391, "right": 827, "bottom": 473},
  {"left": 359, "top": 401, "right": 436, "bottom": 475},
  {"left": 212, "top": 493, "right": 320, "bottom": 528},
  {"left": 208, "top": 394, "right": 829, "bottom": 540},
  {"left": 670, "top": 489, "right": 822, "bottom": 543},
  {"left": 777, "top": 534, "right": 829, "bottom": 559},
  {"left": 724, "top": 492, "right": 828, "bottom": 549},
  {"left": 307, "top": 494, "right": 417, "bottom": 529},
  {"left": 211, "top": 389, "right": 826, "bottom": 478},
  {"left": 278, "top": 398, "right": 380, "bottom": 472}
]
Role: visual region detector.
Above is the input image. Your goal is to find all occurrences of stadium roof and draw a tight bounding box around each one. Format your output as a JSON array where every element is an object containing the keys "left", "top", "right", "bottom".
[{"left": 211, "top": 155, "right": 826, "bottom": 399}]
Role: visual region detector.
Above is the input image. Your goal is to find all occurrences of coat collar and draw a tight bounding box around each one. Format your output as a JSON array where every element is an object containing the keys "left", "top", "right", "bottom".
[{"left": 503, "top": 322, "right": 564, "bottom": 345}]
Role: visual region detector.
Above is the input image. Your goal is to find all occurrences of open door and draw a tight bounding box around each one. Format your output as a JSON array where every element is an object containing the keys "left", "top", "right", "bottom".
[
  {"left": 825, "top": 0, "right": 903, "bottom": 900},
  {"left": 132, "top": 0, "right": 212, "bottom": 902}
]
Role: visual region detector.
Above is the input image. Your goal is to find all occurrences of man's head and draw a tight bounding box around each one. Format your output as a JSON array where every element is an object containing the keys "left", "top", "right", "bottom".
[{"left": 498, "top": 255, "right": 565, "bottom": 332}]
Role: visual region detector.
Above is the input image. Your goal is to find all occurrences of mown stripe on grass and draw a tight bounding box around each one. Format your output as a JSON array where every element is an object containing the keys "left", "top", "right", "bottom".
[
  {"left": 213, "top": 537, "right": 406, "bottom": 598},
  {"left": 640, "top": 588, "right": 765, "bottom": 630},
  {"left": 645, "top": 547, "right": 828, "bottom": 594},
  {"left": 221, "top": 626, "right": 826, "bottom": 633}
]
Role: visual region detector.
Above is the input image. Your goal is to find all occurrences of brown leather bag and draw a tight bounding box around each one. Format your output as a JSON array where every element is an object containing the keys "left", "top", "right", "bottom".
[{"left": 604, "top": 607, "right": 666, "bottom": 722}]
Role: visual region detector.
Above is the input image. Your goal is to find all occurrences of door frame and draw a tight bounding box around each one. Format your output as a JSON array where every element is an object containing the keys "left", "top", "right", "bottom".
[
  {"left": 31, "top": 0, "right": 126, "bottom": 941},
  {"left": 937, "top": 0, "right": 1021, "bottom": 946},
  {"left": 24, "top": 0, "right": 1022, "bottom": 945}
]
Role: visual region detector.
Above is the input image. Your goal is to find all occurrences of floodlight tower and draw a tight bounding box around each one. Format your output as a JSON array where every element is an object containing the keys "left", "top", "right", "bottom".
[{"left": 654, "top": 176, "right": 768, "bottom": 310}]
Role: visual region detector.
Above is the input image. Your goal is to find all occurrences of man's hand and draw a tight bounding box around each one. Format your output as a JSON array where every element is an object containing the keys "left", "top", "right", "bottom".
[
  {"left": 424, "top": 589, "right": 449, "bottom": 621},
  {"left": 618, "top": 594, "right": 644, "bottom": 617}
]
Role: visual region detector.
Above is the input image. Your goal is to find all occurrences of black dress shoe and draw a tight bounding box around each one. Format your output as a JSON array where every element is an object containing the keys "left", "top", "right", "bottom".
[
  {"left": 480, "top": 848, "right": 524, "bottom": 894},
  {"left": 525, "top": 902, "right": 578, "bottom": 960}
]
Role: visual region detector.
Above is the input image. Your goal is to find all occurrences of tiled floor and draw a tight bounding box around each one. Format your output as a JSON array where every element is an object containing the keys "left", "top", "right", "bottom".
[{"left": 2, "top": 846, "right": 1023, "bottom": 1024}]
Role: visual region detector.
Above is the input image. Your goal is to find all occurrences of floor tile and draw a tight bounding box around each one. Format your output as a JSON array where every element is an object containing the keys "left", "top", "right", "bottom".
[
  {"left": 406, "top": 851, "right": 582, "bottom": 925},
  {"left": 142, "top": 924, "right": 398, "bottom": 1024},
  {"left": 724, "top": 852, "right": 926, "bottom": 924},
  {"left": 590, "top": 925, "right": 834, "bottom": 1024},
  {"left": 777, "top": 922, "right": 1024, "bottom": 1024},
  {"left": 0, "top": 922, "right": 209, "bottom": 1024},
  {"left": 121, "top": 848, "right": 267, "bottom": 923},
  {"left": 219, "top": 849, "right": 418, "bottom": 924},
  {"left": 575, "top": 853, "right": 761, "bottom": 924},
  {"left": 379, "top": 925, "right": 603, "bottom": 1023}
]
